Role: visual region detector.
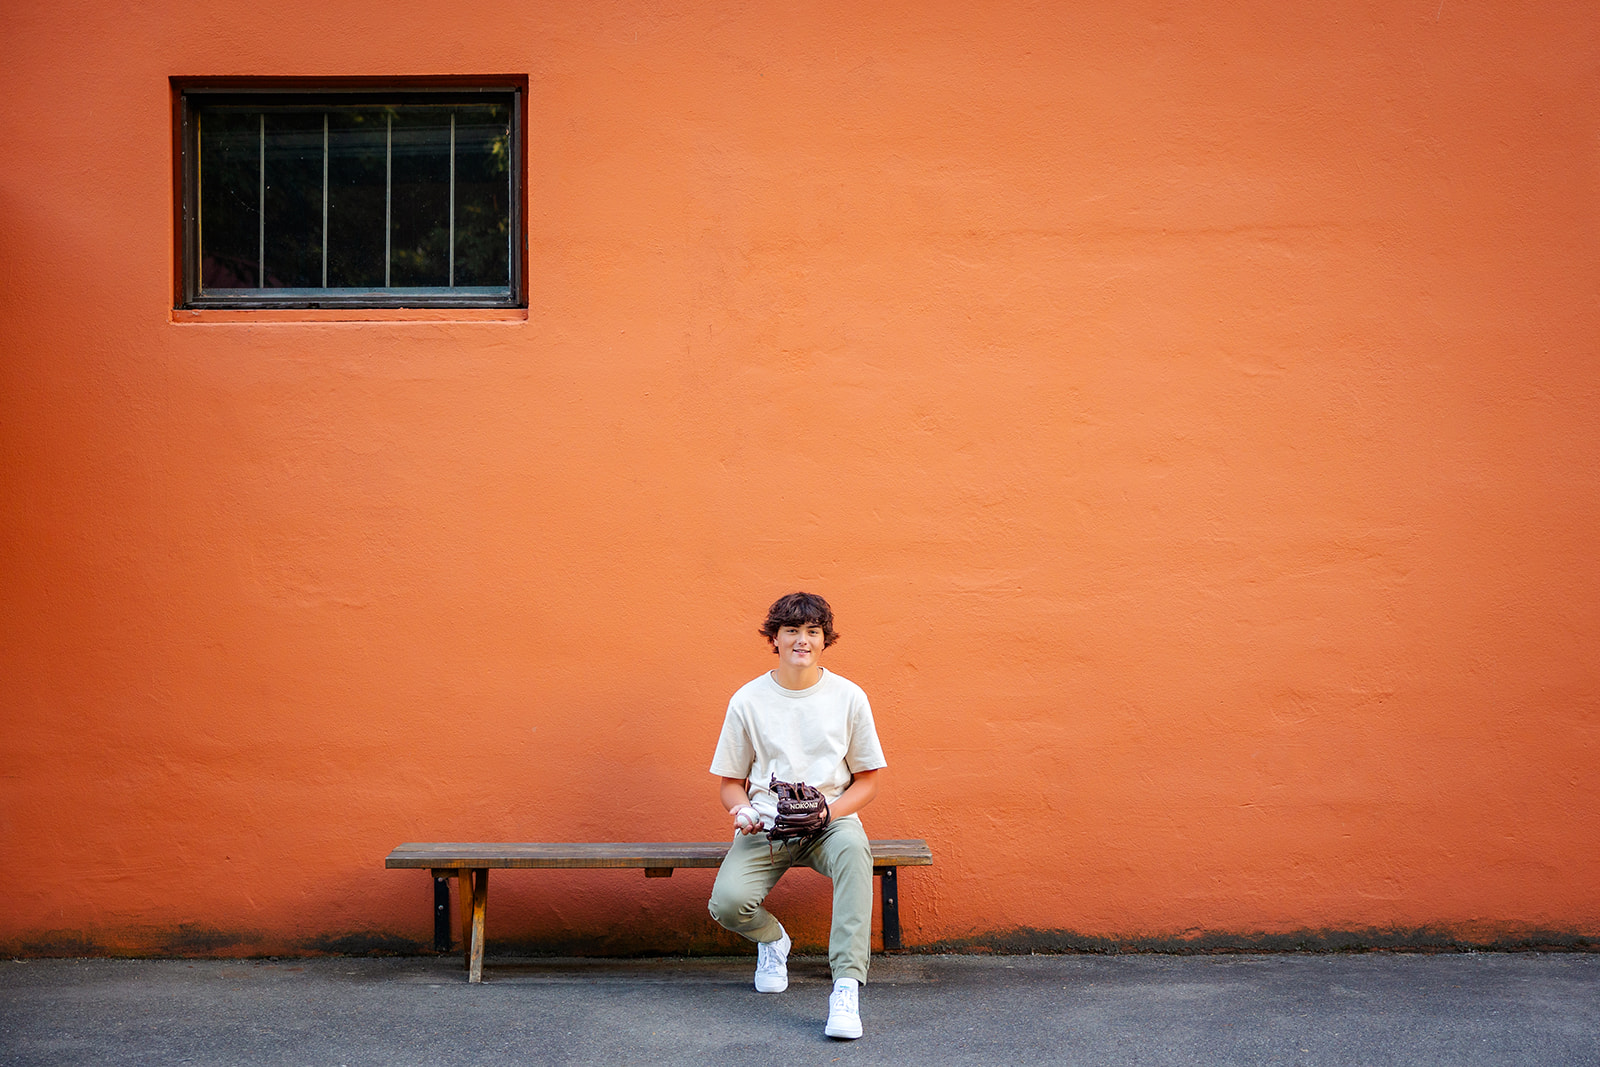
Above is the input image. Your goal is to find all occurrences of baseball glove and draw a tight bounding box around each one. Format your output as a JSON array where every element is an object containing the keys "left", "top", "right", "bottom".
[{"left": 768, "top": 774, "right": 831, "bottom": 844}]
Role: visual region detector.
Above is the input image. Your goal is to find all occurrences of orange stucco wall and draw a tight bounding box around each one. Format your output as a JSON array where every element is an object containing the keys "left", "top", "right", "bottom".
[{"left": 3, "top": 0, "right": 1598, "bottom": 957}]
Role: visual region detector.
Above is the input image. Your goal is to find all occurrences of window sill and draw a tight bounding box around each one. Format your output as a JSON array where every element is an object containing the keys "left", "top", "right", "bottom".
[{"left": 170, "top": 307, "right": 528, "bottom": 324}]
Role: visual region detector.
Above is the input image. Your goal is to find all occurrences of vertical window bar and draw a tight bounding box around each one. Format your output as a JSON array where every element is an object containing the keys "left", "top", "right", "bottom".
[
  {"left": 196, "top": 111, "right": 204, "bottom": 292},
  {"left": 384, "top": 112, "right": 392, "bottom": 288},
  {"left": 321, "top": 113, "right": 329, "bottom": 288},
  {"left": 258, "top": 114, "right": 265, "bottom": 289},
  {"left": 448, "top": 112, "right": 456, "bottom": 288},
  {"left": 508, "top": 111, "right": 513, "bottom": 291}
]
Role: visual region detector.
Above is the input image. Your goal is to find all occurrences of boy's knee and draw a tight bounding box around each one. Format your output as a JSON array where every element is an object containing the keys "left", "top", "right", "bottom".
[
  {"left": 708, "top": 884, "right": 752, "bottom": 928},
  {"left": 820, "top": 828, "right": 873, "bottom": 881}
]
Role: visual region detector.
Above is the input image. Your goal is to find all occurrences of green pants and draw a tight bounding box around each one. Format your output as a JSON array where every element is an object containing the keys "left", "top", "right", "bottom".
[{"left": 707, "top": 817, "right": 874, "bottom": 984}]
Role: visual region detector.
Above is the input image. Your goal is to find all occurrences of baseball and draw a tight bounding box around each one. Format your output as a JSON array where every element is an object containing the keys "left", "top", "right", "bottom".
[{"left": 735, "top": 807, "right": 761, "bottom": 833}]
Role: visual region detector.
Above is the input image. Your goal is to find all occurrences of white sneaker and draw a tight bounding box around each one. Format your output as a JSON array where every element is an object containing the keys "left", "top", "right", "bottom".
[
  {"left": 754, "top": 929, "right": 790, "bottom": 993},
  {"left": 825, "top": 978, "right": 863, "bottom": 1039}
]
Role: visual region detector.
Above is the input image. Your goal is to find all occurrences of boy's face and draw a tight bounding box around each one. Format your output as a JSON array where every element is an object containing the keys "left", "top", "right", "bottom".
[{"left": 771, "top": 622, "right": 827, "bottom": 672}]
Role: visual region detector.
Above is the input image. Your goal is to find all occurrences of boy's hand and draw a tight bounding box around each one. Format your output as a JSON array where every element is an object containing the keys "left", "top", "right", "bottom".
[{"left": 732, "top": 805, "right": 763, "bottom": 835}]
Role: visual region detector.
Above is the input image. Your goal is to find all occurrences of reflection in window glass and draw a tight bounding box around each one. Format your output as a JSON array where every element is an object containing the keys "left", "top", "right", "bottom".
[
  {"left": 198, "top": 111, "right": 261, "bottom": 288},
  {"left": 263, "top": 111, "right": 324, "bottom": 288},
  {"left": 454, "top": 107, "right": 511, "bottom": 287},
  {"left": 389, "top": 109, "right": 451, "bottom": 287},
  {"left": 327, "top": 110, "right": 388, "bottom": 289}
]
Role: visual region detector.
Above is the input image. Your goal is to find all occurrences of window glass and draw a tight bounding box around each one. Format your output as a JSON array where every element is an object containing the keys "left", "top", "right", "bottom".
[
  {"left": 263, "top": 110, "right": 324, "bottom": 288},
  {"left": 198, "top": 111, "right": 261, "bottom": 288},
  {"left": 389, "top": 109, "right": 452, "bottom": 287},
  {"left": 326, "top": 110, "right": 388, "bottom": 288},
  {"left": 184, "top": 90, "right": 519, "bottom": 308},
  {"left": 454, "top": 106, "right": 512, "bottom": 288}
]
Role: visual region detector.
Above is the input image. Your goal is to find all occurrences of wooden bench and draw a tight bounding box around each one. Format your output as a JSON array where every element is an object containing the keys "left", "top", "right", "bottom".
[{"left": 386, "top": 840, "right": 934, "bottom": 983}]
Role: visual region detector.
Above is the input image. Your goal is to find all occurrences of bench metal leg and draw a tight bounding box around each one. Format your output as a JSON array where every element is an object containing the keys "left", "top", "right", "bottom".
[
  {"left": 459, "top": 872, "right": 473, "bottom": 972},
  {"left": 879, "top": 866, "right": 901, "bottom": 950},
  {"left": 432, "top": 874, "right": 452, "bottom": 953}
]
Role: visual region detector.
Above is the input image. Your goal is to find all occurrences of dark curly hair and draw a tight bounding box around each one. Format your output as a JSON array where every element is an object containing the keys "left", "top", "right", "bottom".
[{"left": 759, "top": 591, "right": 839, "bottom": 652}]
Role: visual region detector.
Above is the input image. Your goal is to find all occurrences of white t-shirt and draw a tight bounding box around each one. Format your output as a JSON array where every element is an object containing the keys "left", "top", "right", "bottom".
[{"left": 709, "top": 668, "right": 887, "bottom": 824}]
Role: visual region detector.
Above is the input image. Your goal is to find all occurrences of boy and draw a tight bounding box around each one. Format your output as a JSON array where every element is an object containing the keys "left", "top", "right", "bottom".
[{"left": 707, "top": 592, "right": 887, "bottom": 1040}]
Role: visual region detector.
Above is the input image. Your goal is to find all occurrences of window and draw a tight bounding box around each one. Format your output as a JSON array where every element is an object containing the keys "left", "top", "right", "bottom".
[{"left": 176, "top": 81, "right": 523, "bottom": 308}]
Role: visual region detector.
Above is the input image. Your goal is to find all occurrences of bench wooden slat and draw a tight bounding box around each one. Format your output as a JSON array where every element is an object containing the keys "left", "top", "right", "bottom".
[{"left": 386, "top": 839, "right": 934, "bottom": 870}]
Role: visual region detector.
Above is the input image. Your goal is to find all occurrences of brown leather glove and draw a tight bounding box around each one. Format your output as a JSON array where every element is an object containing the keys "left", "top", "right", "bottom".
[{"left": 768, "top": 774, "right": 831, "bottom": 843}]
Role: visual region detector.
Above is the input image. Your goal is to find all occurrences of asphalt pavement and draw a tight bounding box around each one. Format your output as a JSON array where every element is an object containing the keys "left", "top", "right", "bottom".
[{"left": 2, "top": 951, "right": 1596, "bottom": 1066}]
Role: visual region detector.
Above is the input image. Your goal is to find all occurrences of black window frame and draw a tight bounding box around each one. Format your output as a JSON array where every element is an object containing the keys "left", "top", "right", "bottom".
[{"left": 175, "top": 78, "right": 525, "bottom": 310}]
